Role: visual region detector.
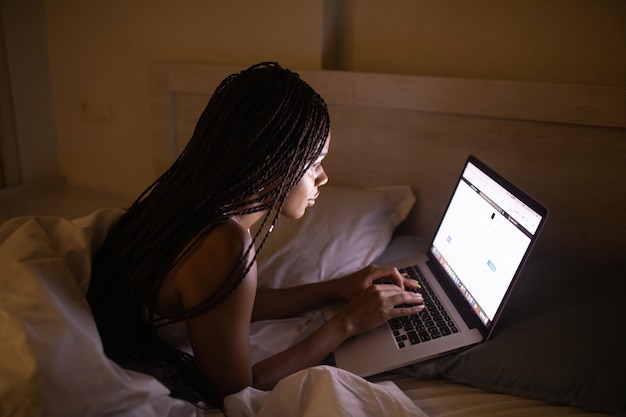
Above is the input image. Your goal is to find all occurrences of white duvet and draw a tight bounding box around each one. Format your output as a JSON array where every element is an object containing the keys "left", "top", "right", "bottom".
[{"left": 0, "top": 209, "right": 426, "bottom": 417}]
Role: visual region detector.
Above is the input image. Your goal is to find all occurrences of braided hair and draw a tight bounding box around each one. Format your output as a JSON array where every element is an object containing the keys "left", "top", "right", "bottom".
[{"left": 86, "top": 62, "right": 330, "bottom": 408}]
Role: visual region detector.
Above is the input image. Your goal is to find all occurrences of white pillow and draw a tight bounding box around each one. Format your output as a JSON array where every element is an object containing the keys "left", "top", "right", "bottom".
[{"left": 254, "top": 185, "right": 415, "bottom": 289}]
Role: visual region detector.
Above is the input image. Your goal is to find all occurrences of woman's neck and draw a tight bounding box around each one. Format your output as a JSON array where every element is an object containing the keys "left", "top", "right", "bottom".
[{"left": 233, "top": 211, "right": 268, "bottom": 230}]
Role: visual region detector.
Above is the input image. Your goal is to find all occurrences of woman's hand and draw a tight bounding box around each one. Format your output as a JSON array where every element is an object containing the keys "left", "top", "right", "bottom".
[
  {"left": 334, "top": 264, "right": 422, "bottom": 300},
  {"left": 332, "top": 282, "right": 425, "bottom": 338}
]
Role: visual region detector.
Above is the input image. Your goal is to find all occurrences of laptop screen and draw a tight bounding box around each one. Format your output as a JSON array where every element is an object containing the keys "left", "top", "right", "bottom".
[{"left": 430, "top": 157, "right": 547, "bottom": 330}]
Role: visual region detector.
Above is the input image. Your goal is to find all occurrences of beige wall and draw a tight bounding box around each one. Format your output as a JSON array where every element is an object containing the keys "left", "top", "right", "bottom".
[
  {"left": 44, "top": 0, "right": 324, "bottom": 198},
  {"left": 323, "top": 0, "right": 626, "bottom": 86},
  {"left": 6, "top": 0, "right": 624, "bottom": 198},
  {"left": 1, "top": 0, "right": 59, "bottom": 185}
]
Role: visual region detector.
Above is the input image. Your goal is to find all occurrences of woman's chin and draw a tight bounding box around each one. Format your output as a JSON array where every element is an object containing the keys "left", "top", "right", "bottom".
[{"left": 279, "top": 207, "right": 307, "bottom": 220}]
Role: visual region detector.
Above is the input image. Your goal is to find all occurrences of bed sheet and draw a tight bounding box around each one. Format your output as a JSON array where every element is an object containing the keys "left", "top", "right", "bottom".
[{"left": 395, "top": 377, "right": 610, "bottom": 417}]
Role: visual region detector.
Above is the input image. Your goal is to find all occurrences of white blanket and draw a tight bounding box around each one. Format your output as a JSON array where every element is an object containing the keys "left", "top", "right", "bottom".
[
  {"left": 225, "top": 366, "right": 426, "bottom": 417},
  {"left": 0, "top": 209, "right": 427, "bottom": 417}
]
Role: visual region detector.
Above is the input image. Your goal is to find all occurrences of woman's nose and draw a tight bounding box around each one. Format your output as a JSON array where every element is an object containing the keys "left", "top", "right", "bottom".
[{"left": 317, "top": 167, "right": 329, "bottom": 186}]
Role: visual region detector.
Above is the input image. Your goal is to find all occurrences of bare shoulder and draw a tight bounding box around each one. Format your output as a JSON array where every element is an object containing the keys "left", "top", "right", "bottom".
[
  {"left": 194, "top": 219, "right": 253, "bottom": 266},
  {"left": 158, "top": 219, "right": 256, "bottom": 314}
]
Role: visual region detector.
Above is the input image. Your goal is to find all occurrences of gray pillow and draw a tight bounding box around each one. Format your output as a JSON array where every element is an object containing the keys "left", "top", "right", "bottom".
[{"left": 434, "top": 253, "right": 625, "bottom": 414}]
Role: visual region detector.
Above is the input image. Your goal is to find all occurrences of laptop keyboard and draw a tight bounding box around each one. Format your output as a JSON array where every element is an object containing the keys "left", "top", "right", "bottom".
[{"left": 387, "top": 265, "right": 459, "bottom": 349}]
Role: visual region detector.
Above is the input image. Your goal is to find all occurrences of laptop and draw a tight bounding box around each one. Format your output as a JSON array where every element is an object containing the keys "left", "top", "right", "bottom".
[{"left": 327, "top": 155, "right": 548, "bottom": 377}]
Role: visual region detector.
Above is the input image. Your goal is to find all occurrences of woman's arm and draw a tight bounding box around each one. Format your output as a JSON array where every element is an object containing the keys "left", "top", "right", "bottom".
[
  {"left": 179, "top": 256, "right": 423, "bottom": 396},
  {"left": 252, "top": 280, "right": 340, "bottom": 321},
  {"left": 252, "top": 265, "right": 421, "bottom": 321},
  {"left": 252, "top": 282, "right": 425, "bottom": 390},
  {"left": 168, "top": 221, "right": 259, "bottom": 398},
  {"left": 168, "top": 222, "right": 423, "bottom": 397},
  {"left": 185, "top": 268, "right": 257, "bottom": 397}
]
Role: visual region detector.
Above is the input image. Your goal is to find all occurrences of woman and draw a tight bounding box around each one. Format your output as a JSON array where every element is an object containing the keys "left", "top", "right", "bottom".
[{"left": 87, "top": 62, "right": 424, "bottom": 408}]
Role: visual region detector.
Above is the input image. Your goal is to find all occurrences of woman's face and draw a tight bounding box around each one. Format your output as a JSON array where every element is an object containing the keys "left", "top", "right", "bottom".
[{"left": 281, "top": 132, "right": 330, "bottom": 219}]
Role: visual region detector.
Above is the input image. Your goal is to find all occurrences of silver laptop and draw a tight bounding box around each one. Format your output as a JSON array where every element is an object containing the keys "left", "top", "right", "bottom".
[{"left": 328, "top": 155, "right": 548, "bottom": 377}]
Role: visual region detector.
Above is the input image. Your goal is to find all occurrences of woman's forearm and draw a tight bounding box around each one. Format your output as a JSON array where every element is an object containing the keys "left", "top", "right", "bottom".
[
  {"left": 252, "top": 279, "right": 341, "bottom": 321},
  {"left": 251, "top": 315, "right": 349, "bottom": 390}
]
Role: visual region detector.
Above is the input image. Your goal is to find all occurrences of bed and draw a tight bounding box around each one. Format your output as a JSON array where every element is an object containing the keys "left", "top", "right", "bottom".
[{"left": 1, "top": 63, "right": 624, "bottom": 416}]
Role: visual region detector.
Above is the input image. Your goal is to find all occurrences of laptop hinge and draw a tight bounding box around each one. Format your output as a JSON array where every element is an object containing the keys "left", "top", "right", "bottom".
[{"left": 425, "top": 256, "right": 489, "bottom": 339}]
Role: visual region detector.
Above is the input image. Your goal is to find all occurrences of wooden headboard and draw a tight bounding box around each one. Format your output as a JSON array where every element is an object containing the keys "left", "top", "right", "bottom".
[{"left": 152, "top": 63, "right": 626, "bottom": 261}]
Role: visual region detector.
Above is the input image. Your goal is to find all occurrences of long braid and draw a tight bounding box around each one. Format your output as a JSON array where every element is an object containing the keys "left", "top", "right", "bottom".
[{"left": 87, "top": 62, "right": 329, "bottom": 408}]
